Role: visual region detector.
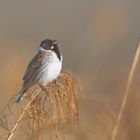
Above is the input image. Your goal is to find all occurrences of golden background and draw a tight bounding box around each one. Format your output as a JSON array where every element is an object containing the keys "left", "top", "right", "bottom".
[{"left": 0, "top": 1, "right": 140, "bottom": 139}]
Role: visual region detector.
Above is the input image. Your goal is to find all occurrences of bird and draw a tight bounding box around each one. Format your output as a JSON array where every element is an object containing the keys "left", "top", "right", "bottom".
[{"left": 15, "top": 39, "right": 63, "bottom": 103}]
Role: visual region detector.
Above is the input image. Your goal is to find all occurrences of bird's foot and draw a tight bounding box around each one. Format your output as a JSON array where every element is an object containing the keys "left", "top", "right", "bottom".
[
  {"left": 39, "top": 84, "right": 49, "bottom": 109},
  {"left": 53, "top": 79, "right": 57, "bottom": 84},
  {"left": 39, "top": 85, "right": 48, "bottom": 93}
]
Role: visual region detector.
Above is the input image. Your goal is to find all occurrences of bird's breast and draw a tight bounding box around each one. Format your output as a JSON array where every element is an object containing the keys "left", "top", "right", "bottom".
[{"left": 38, "top": 57, "right": 62, "bottom": 86}]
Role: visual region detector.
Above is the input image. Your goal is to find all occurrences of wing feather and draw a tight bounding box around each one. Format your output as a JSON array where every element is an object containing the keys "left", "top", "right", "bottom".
[{"left": 23, "top": 53, "right": 44, "bottom": 82}]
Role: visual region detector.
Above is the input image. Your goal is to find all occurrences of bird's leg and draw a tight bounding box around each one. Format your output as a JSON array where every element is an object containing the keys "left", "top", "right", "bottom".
[
  {"left": 39, "top": 84, "right": 48, "bottom": 93},
  {"left": 53, "top": 79, "right": 57, "bottom": 84},
  {"left": 39, "top": 84, "right": 49, "bottom": 109}
]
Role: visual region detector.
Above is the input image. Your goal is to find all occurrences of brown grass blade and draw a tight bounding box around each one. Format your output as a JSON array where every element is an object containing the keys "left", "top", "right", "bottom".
[
  {"left": 7, "top": 88, "right": 41, "bottom": 140},
  {"left": 110, "top": 42, "right": 140, "bottom": 140}
]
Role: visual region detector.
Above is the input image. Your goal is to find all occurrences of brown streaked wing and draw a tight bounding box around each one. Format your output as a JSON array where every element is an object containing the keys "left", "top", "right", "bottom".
[{"left": 23, "top": 52, "right": 44, "bottom": 81}]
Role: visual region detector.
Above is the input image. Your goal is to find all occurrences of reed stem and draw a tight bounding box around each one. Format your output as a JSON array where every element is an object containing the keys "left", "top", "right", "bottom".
[
  {"left": 7, "top": 88, "right": 41, "bottom": 140},
  {"left": 111, "top": 42, "right": 140, "bottom": 140}
]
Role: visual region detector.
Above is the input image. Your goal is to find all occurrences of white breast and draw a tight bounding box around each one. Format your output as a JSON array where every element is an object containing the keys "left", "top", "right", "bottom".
[{"left": 38, "top": 50, "right": 62, "bottom": 86}]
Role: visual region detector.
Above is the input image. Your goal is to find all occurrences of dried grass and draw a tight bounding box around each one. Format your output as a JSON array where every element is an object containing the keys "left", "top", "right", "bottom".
[
  {"left": 110, "top": 42, "right": 140, "bottom": 140},
  {"left": 0, "top": 72, "right": 81, "bottom": 140}
]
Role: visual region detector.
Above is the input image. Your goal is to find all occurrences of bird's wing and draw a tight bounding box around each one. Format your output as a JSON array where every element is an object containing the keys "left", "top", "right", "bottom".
[{"left": 23, "top": 52, "right": 44, "bottom": 81}]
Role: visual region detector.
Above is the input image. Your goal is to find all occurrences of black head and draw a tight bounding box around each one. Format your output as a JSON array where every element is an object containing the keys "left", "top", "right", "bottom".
[
  {"left": 40, "top": 39, "right": 58, "bottom": 50},
  {"left": 40, "top": 39, "right": 62, "bottom": 61}
]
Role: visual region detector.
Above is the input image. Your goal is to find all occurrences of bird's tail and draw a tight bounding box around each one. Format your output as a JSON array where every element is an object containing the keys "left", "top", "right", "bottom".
[{"left": 15, "top": 86, "right": 27, "bottom": 103}]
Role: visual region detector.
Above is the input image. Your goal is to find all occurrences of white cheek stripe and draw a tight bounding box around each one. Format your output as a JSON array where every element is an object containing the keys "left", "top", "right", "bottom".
[{"left": 51, "top": 45, "right": 54, "bottom": 49}]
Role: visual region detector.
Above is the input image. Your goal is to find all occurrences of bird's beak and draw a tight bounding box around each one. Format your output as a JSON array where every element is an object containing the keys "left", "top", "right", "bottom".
[{"left": 52, "top": 40, "right": 58, "bottom": 45}]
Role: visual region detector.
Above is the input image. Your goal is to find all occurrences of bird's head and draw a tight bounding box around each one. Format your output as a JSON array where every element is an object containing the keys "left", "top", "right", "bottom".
[
  {"left": 38, "top": 38, "right": 62, "bottom": 61},
  {"left": 39, "top": 39, "right": 58, "bottom": 51}
]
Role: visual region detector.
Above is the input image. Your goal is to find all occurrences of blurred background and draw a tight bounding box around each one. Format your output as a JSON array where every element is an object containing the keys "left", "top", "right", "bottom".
[{"left": 0, "top": 0, "right": 140, "bottom": 139}]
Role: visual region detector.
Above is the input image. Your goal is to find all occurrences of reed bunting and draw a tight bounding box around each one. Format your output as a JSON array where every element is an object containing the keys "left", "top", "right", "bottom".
[{"left": 15, "top": 39, "right": 63, "bottom": 103}]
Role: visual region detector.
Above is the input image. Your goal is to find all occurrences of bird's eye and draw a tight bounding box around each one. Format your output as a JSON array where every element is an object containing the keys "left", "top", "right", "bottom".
[{"left": 51, "top": 45, "right": 54, "bottom": 49}]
